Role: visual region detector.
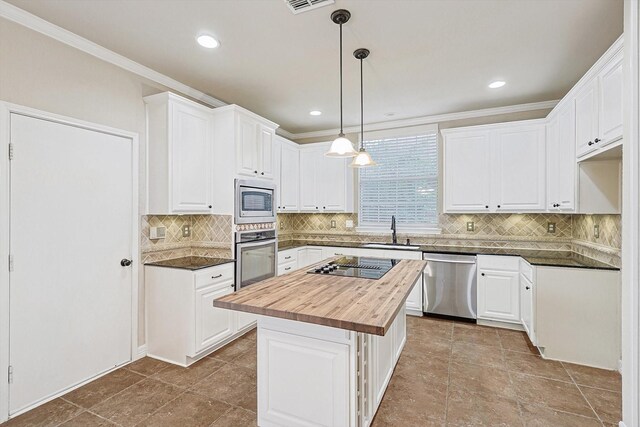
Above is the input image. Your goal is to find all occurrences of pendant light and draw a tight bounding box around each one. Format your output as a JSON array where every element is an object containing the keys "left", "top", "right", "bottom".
[
  {"left": 350, "top": 48, "right": 377, "bottom": 168},
  {"left": 325, "top": 9, "right": 358, "bottom": 158}
]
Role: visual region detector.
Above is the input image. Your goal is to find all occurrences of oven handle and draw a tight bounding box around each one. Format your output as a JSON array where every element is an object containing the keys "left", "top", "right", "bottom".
[{"left": 236, "top": 239, "right": 277, "bottom": 249}]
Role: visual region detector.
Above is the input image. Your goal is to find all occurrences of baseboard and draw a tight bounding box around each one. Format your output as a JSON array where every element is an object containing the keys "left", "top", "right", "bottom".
[
  {"left": 135, "top": 345, "right": 147, "bottom": 360},
  {"left": 476, "top": 318, "right": 525, "bottom": 331}
]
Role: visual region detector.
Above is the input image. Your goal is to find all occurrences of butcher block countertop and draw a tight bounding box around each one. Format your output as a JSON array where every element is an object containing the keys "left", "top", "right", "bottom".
[{"left": 213, "top": 258, "right": 427, "bottom": 336}]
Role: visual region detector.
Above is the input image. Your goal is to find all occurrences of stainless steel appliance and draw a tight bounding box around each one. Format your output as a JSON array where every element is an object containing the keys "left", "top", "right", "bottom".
[
  {"left": 307, "top": 256, "right": 399, "bottom": 280},
  {"left": 423, "top": 253, "right": 477, "bottom": 320},
  {"left": 235, "top": 179, "right": 276, "bottom": 224},
  {"left": 235, "top": 229, "right": 277, "bottom": 290}
]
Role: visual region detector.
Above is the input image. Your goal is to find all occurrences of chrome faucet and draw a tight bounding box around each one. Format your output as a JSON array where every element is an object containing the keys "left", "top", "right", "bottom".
[{"left": 391, "top": 215, "right": 397, "bottom": 244}]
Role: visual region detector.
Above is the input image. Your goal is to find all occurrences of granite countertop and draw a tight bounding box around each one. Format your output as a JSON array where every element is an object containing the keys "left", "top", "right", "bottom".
[
  {"left": 145, "top": 256, "right": 235, "bottom": 271},
  {"left": 214, "top": 259, "right": 427, "bottom": 336},
  {"left": 277, "top": 240, "right": 619, "bottom": 271}
]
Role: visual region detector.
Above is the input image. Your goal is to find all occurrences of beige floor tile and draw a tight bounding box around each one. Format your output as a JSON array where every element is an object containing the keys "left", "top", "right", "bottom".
[
  {"left": 403, "top": 335, "right": 452, "bottom": 360},
  {"left": 563, "top": 362, "right": 622, "bottom": 392},
  {"left": 62, "top": 368, "right": 144, "bottom": 408},
  {"left": 504, "top": 351, "right": 572, "bottom": 382},
  {"left": 580, "top": 385, "right": 622, "bottom": 424},
  {"left": 407, "top": 317, "right": 454, "bottom": 341},
  {"left": 452, "top": 323, "right": 501, "bottom": 347},
  {"left": 90, "top": 378, "right": 181, "bottom": 427},
  {"left": 58, "top": 411, "right": 117, "bottom": 426},
  {"left": 497, "top": 329, "right": 538, "bottom": 354},
  {"left": 448, "top": 361, "right": 516, "bottom": 400},
  {"left": 126, "top": 357, "right": 173, "bottom": 376},
  {"left": 445, "top": 388, "right": 522, "bottom": 426},
  {"left": 192, "top": 363, "right": 257, "bottom": 412},
  {"left": 395, "top": 350, "right": 450, "bottom": 384},
  {"left": 451, "top": 341, "right": 505, "bottom": 368},
  {"left": 210, "top": 407, "right": 257, "bottom": 427},
  {"left": 233, "top": 348, "right": 257, "bottom": 370},
  {"left": 3, "top": 398, "right": 83, "bottom": 427},
  {"left": 511, "top": 372, "right": 595, "bottom": 418},
  {"left": 137, "top": 391, "right": 231, "bottom": 427},
  {"left": 208, "top": 338, "right": 255, "bottom": 363},
  {"left": 518, "top": 403, "right": 602, "bottom": 427},
  {"left": 151, "top": 356, "right": 226, "bottom": 389}
]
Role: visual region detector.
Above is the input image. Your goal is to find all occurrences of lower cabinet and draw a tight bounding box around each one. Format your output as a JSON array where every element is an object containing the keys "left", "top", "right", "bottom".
[
  {"left": 519, "top": 259, "right": 536, "bottom": 345},
  {"left": 477, "top": 255, "right": 520, "bottom": 323},
  {"left": 146, "top": 262, "right": 254, "bottom": 366}
]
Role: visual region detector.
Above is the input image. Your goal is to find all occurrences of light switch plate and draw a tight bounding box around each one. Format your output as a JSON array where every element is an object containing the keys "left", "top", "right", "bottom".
[
  {"left": 594, "top": 224, "right": 600, "bottom": 238},
  {"left": 182, "top": 224, "right": 191, "bottom": 238},
  {"left": 346, "top": 220, "right": 354, "bottom": 228},
  {"left": 150, "top": 226, "right": 166, "bottom": 240},
  {"left": 466, "top": 222, "right": 474, "bottom": 232},
  {"left": 547, "top": 222, "right": 556, "bottom": 234}
]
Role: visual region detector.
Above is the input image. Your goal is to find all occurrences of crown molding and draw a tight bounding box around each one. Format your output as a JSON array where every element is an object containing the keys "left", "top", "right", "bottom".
[
  {"left": 289, "top": 99, "right": 559, "bottom": 140},
  {"left": 0, "top": 0, "right": 227, "bottom": 108}
]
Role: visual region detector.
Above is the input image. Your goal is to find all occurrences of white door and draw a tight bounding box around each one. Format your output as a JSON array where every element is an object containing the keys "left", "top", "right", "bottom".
[
  {"left": 575, "top": 82, "right": 599, "bottom": 158},
  {"left": 491, "top": 124, "right": 546, "bottom": 212},
  {"left": 598, "top": 56, "right": 623, "bottom": 146},
  {"left": 9, "top": 114, "right": 134, "bottom": 414},
  {"left": 443, "top": 131, "right": 492, "bottom": 212},
  {"left": 299, "top": 149, "right": 320, "bottom": 211},
  {"left": 195, "top": 284, "right": 235, "bottom": 353},
  {"left": 280, "top": 143, "right": 300, "bottom": 211},
  {"left": 171, "top": 101, "right": 212, "bottom": 213}
]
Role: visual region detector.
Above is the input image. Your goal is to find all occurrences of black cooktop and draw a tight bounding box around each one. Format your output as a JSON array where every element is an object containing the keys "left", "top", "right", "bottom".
[{"left": 307, "top": 256, "right": 399, "bottom": 280}]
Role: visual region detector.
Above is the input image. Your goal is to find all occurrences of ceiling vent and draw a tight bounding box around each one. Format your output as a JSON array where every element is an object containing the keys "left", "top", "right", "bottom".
[{"left": 284, "top": 0, "right": 335, "bottom": 15}]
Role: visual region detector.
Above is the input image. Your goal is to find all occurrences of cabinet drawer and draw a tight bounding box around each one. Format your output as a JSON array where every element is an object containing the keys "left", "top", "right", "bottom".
[
  {"left": 278, "top": 260, "right": 298, "bottom": 276},
  {"left": 278, "top": 249, "right": 298, "bottom": 264},
  {"left": 477, "top": 255, "right": 520, "bottom": 272},
  {"left": 520, "top": 259, "right": 534, "bottom": 282},
  {"left": 195, "top": 263, "right": 235, "bottom": 290}
]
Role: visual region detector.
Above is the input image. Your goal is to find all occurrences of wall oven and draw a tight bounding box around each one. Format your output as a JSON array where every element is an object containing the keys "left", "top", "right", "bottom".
[
  {"left": 235, "top": 179, "right": 276, "bottom": 224},
  {"left": 235, "top": 229, "right": 277, "bottom": 291}
]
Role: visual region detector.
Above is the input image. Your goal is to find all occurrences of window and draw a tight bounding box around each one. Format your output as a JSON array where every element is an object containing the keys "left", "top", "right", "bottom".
[{"left": 358, "top": 127, "right": 438, "bottom": 232}]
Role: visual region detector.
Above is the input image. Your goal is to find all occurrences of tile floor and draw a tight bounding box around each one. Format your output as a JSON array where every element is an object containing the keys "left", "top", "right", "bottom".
[{"left": 1, "top": 316, "right": 621, "bottom": 427}]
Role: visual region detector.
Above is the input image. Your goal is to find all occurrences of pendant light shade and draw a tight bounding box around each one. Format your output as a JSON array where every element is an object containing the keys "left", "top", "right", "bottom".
[
  {"left": 350, "top": 48, "right": 377, "bottom": 168},
  {"left": 326, "top": 9, "right": 357, "bottom": 158}
]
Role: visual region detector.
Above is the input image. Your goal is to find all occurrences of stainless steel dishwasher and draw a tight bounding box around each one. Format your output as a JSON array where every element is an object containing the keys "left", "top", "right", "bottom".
[{"left": 423, "top": 253, "right": 477, "bottom": 320}]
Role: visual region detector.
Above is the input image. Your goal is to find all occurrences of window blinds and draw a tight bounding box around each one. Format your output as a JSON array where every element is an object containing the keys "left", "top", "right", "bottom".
[{"left": 359, "top": 132, "right": 438, "bottom": 229}]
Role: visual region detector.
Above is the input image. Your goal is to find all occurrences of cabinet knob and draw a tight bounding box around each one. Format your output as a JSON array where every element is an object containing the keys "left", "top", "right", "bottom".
[
  {"left": 525, "top": 286, "right": 531, "bottom": 290},
  {"left": 316, "top": 206, "right": 319, "bottom": 209},
  {"left": 481, "top": 272, "right": 485, "bottom": 276},
  {"left": 323, "top": 206, "right": 326, "bottom": 209},
  {"left": 120, "top": 259, "right": 132, "bottom": 267},
  {"left": 594, "top": 138, "right": 601, "bottom": 143},
  {"left": 485, "top": 205, "right": 489, "bottom": 209},
  {"left": 588, "top": 141, "right": 594, "bottom": 146},
  {"left": 497, "top": 205, "right": 501, "bottom": 208},
  {"left": 208, "top": 205, "right": 212, "bottom": 209},
  {"left": 283, "top": 206, "right": 286, "bottom": 209},
  {"left": 261, "top": 172, "right": 265, "bottom": 175},
  {"left": 254, "top": 170, "right": 258, "bottom": 174}
]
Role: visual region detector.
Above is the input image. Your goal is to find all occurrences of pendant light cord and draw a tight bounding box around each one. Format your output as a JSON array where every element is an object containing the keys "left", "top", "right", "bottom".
[
  {"left": 339, "top": 22, "right": 344, "bottom": 136},
  {"left": 360, "top": 56, "right": 363, "bottom": 150}
]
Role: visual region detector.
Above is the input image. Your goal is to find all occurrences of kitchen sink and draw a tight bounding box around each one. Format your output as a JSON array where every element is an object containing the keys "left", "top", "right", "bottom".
[{"left": 362, "top": 243, "right": 421, "bottom": 250}]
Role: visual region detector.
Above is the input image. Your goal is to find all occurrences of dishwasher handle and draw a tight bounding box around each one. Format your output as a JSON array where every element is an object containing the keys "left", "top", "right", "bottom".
[{"left": 423, "top": 257, "right": 477, "bottom": 264}]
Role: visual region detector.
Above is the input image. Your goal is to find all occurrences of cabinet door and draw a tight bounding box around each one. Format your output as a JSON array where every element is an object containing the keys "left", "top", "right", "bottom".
[
  {"left": 236, "top": 115, "right": 259, "bottom": 177},
  {"left": 273, "top": 137, "right": 282, "bottom": 209},
  {"left": 237, "top": 311, "right": 257, "bottom": 333},
  {"left": 547, "top": 104, "right": 576, "bottom": 211},
  {"left": 393, "top": 309, "right": 406, "bottom": 362},
  {"left": 321, "top": 156, "right": 347, "bottom": 211},
  {"left": 372, "top": 324, "right": 395, "bottom": 407},
  {"left": 195, "top": 284, "right": 235, "bottom": 353},
  {"left": 491, "top": 125, "right": 546, "bottom": 211},
  {"left": 520, "top": 274, "right": 534, "bottom": 344},
  {"left": 478, "top": 268, "right": 520, "bottom": 323},
  {"left": 278, "top": 260, "right": 297, "bottom": 276},
  {"left": 575, "top": 82, "right": 599, "bottom": 158},
  {"left": 171, "top": 101, "right": 212, "bottom": 213},
  {"left": 598, "top": 56, "right": 623, "bottom": 146},
  {"left": 405, "top": 278, "right": 423, "bottom": 314},
  {"left": 280, "top": 143, "right": 300, "bottom": 211},
  {"left": 443, "top": 131, "right": 492, "bottom": 212},
  {"left": 546, "top": 116, "right": 560, "bottom": 211},
  {"left": 299, "top": 149, "right": 320, "bottom": 211},
  {"left": 259, "top": 126, "right": 274, "bottom": 179}
]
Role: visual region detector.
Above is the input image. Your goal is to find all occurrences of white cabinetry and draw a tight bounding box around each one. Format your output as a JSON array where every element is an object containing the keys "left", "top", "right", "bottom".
[
  {"left": 598, "top": 55, "right": 623, "bottom": 145},
  {"left": 299, "top": 143, "right": 354, "bottom": 213},
  {"left": 477, "top": 255, "right": 520, "bottom": 323},
  {"left": 146, "top": 263, "right": 254, "bottom": 366},
  {"left": 546, "top": 103, "right": 576, "bottom": 211},
  {"left": 145, "top": 92, "right": 213, "bottom": 214},
  {"left": 443, "top": 121, "right": 546, "bottom": 213},
  {"left": 575, "top": 81, "right": 600, "bottom": 158},
  {"left": 277, "top": 137, "right": 300, "bottom": 212},
  {"left": 236, "top": 114, "right": 275, "bottom": 179},
  {"left": 519, "top": 259, "right": 535, "bottom": 345}
]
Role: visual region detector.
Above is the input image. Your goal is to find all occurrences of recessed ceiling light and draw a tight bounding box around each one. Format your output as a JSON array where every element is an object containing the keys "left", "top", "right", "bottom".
[
  {"left": 309, "top": 110, "right": 322, "bottom": 116},
  {"left": 489, "top": 80, "right": 506, "bottom": 89},
  {"left": 197, "top": 34, "right": 219, "bottom": 49}
]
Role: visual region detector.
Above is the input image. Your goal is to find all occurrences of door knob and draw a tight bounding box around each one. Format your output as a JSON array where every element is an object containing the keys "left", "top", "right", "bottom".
[{"left": 120, "top": 259, "right": 132, "bottom": 267}]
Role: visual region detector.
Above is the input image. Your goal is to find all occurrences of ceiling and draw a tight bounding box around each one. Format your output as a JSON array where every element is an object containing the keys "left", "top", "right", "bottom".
[{"left": 6, "top": 0, "right": 623, "bottom": 135}]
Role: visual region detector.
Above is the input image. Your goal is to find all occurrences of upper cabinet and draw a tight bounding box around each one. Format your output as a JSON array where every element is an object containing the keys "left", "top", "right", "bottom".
[
  {"left": 277, "top": 137, "right": 300, "bottom": 212},
  {"left": 443, "top": 121, "right": 546, "bottom": 213},
  {"left": 299, "top": 142, "right": 354, "bottom": 213},
  {"left": 236, "top": 114, "right": 276, "bottom": 179},
  {"left": 145, "top": 92, "right": 213, "bottom": 215},
  {"left": 546, "top": 102, "right": 576, "bottom": 212},
  {"left": 575, "top": 44, "right": 623, "bottom": 159}
]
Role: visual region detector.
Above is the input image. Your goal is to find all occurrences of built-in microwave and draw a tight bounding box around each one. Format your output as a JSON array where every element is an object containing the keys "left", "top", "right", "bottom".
[{"left": 235, "top": 179, "right": 276, "bottom": 224}]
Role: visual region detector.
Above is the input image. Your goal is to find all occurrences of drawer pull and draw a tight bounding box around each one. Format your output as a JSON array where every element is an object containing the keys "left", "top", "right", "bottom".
[
  {"left": 284, "top": 267, "right": 291, "bottom": 271},
  {"left": 284, "top": 256, "right": 292, "bottom": 260},
  {"left": 212, "top": 274, "right": 223, "bottom": 279}
]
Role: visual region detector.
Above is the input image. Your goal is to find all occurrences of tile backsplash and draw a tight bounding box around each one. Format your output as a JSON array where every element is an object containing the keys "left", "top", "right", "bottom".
[{"left": 141, "top": 214, "right": 233, "bottom": 263}]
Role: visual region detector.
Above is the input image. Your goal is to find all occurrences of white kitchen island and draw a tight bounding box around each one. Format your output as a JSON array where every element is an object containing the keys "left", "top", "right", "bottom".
[{"left": 214, "top": 258, "right": 426, "bottom": 427}]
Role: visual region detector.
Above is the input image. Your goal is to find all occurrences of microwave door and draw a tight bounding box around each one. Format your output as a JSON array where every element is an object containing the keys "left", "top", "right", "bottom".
[{"left": 241, "top": 189, "right": 273, "bottom": 217}]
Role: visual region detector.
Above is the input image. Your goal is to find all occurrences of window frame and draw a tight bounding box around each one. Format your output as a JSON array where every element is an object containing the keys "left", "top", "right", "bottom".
[{"left": 355, "top": 124, "right": 440, "bottom": 234}]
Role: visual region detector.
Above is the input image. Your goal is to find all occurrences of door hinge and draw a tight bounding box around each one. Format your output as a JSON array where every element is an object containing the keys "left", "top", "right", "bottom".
[
  {"left": 8, "top": 143, "right": 14, "bottom": 160},
  {"left": 8, "top": 366, "right": 13, "bottom": 384},
  {"left": 8, "top": 254, "right": 13, "bottom": 272}
]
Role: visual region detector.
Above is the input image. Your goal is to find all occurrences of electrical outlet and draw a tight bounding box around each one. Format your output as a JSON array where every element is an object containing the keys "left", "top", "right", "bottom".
[
  {"left": 346, "top": 220, "right": 354, "bottom": 228},
  {"left": 182, "top": 224, "right": 191, "bottom": 238},
  {"left": 466, "top": 222, "right": 475, "bottom": 232},
  {"left": 279, "top": 221, "right": 284, "bottom": 230},
  {"left": 330, "top": 220, "right": 336, "bottom": 229},
  {"left": 594, "top": 224, "right": 600, "bottom": 239},
  {"left": 547, "top": 222, "right": 556, "bottom": 234}
]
